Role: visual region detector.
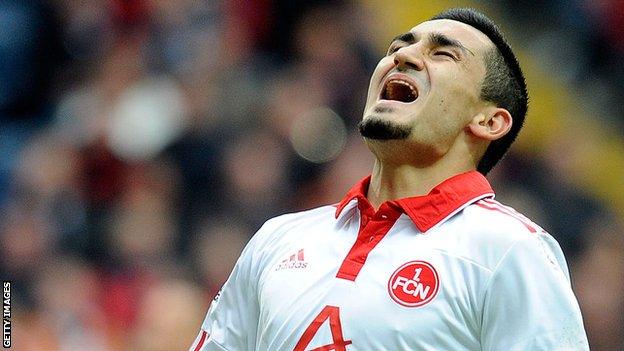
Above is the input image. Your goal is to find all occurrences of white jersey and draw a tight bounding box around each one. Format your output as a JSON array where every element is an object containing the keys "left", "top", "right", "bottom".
[{"left": 190, "top": 171, "right": 589, "bottom": 351}]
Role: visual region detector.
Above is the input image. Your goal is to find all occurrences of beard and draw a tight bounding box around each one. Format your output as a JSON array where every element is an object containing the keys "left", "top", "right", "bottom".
[{"left": 358, "top": 116, "right": 411, "bottom": 140}]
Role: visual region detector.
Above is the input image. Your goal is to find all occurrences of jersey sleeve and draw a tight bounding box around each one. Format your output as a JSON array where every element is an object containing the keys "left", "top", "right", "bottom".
[
  {"left": 189, "top": 223, "right": 270, "bottom": 351},
  {"left": 480, "top": 231, "right": 589, "bottom": 350}
]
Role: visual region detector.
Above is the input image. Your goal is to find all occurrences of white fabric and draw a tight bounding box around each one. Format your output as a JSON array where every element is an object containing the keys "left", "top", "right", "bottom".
[{"left": 191, "top": 199, "right": 589, "bottom": 350}]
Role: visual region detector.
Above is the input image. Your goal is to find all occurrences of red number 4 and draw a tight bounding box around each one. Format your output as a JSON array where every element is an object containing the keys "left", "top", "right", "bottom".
[{"left": 294, "top": 305, "right": 352, "bottom": 351}]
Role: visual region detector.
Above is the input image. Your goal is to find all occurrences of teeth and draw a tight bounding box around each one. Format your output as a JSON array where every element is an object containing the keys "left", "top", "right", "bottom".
[
  {"left": 383, "top": 78, "right": 418, "bottom": 102},
  {"left": 389, "top": 79, "right": 417, "bottom": 95}
]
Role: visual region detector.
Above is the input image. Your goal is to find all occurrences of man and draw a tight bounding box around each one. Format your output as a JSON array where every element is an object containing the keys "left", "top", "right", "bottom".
[{"left": 190, "top": 8, "right": 589, "bottom": 350}]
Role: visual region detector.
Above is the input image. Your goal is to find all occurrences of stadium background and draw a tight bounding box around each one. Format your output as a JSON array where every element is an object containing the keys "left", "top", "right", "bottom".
[{"left": 1, "top": 0, "right": 622, "bottom": 350}]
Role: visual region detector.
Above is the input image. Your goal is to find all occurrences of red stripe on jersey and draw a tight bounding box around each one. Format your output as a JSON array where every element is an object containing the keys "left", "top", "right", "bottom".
[
  {"left": 193, "top": 330, "right": 208, "bottom": 351},
  {"left": 298, "top": 249, "right": 304, "bottom": 261},
  {"left": 336, "top": 205, "right": 402, "bottom": 281},
  {"left": 482, "top": 199, "right": 539, "bottom": 230},
  {"left": 476, "top": 201, "right": 537, "bottom": 233},
  {"left": 482, "top": 199, "right": 534, "bottom": 220}
]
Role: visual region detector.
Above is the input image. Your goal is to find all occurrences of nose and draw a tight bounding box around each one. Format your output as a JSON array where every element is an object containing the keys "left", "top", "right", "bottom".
[{"left": 393, "top": 48, "right": 424, "bottom": 71}]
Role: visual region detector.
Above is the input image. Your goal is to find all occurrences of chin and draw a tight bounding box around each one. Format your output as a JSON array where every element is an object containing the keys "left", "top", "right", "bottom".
[{"left": 358, "top": 116, "right": 412, "bottom": 140}]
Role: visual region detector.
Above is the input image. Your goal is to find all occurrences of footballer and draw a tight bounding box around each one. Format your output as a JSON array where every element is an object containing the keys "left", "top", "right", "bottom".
[{"left": 190, "top": 8, "right": 589, "bottom": 351}]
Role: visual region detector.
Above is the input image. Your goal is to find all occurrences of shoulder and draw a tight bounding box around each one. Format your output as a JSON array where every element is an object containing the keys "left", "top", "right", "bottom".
[
  {"left": 447, "top": 198, "right": 568, "bottom": 275},
  {"left": 236, "top": 205, "right": 338, "bottom": 282},
  {"left": 259, "top": 204, "right": 336, "bottom": 235},
  {"left": 248, "top": 204, "right": 337, "bottom": 248},
  {"left": 466, "top": 198, "right": 545, "bottom": 236},
  {"left": 459, "top": 198, "right": 547, "bottom": 248}
]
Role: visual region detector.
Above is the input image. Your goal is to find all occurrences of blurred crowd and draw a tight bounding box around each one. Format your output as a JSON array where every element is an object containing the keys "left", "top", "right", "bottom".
[{"left": 0, "top": 1, "right": 622, "bottom": 350}]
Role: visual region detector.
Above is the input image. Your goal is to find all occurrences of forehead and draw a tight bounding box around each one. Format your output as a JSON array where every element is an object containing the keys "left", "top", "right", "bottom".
[{"left": 409, "top": 19, "right": 494, "bottom": 53}]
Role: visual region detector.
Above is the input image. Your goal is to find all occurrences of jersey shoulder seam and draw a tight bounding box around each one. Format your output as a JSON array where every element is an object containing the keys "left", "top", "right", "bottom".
[
  {"left": 469, "top": 199, "right": 545, "bottom": 235},
  {"left": 431, "top": 248, "right": 494, "bottom": 273}
]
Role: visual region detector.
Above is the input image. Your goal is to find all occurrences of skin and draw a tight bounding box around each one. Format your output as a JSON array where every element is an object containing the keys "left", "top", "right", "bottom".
[{"left": 361, "top": 19, "right": 513, "bottom": 209}]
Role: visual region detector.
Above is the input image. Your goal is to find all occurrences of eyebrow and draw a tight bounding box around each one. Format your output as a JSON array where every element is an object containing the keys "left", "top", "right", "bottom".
[
  {"left": 428, "top": 33, "right": 474, "bottom": 56},
  {"left": 390, "top": 31, "right": 474, "bottom": 56},
  {"left": 391, "top": 32, "right": 416, "bottom": 44}
]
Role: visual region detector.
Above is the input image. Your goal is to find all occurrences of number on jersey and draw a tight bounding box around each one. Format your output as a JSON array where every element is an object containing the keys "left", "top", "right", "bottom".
[{"left": 294, "top": 305, "right": 352, "bottom": 351}]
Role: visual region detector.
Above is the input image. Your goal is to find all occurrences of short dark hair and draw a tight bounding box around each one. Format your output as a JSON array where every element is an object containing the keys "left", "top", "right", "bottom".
[{"left": 431, "top": 8, "right": 528, "bottom": 175}]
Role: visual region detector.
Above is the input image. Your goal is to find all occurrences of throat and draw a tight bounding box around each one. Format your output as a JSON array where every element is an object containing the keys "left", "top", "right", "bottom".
[{"left": 367, "top": 160, "right": 472, "bottom": 209}]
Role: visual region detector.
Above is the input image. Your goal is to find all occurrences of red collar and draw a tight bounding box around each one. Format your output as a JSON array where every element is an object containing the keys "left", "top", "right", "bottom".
[{"left": 335, "top": 171, "right": 494, "bottom": 232}]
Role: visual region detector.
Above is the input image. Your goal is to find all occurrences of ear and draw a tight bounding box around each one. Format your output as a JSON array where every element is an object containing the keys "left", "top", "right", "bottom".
[{"left": 467, "top": 107, "right": 512, "bottom": 141}]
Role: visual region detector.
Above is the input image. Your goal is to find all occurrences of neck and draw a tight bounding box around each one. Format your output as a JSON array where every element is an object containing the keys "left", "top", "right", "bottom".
[{"left": 366, "top": 157, "right": 475, "bottom": 211}]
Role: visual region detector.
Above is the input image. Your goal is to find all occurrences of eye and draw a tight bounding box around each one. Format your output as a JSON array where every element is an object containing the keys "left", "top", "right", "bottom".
[
  {"left": 387, "top": 44, "right": 403, "bottom": 55},
  {"left": 434, "top": 51, "right": 456, "bottom": 60}
]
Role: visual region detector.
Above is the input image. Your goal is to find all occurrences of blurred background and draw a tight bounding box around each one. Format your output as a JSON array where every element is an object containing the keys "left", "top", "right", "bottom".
[{"left": 0, "top": 0, "right": 622, "bottom": 350}]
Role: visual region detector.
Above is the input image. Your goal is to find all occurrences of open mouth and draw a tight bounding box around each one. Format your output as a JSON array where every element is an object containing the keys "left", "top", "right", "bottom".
[{"left": 381, "top": 79, "right": 418, "bottom": 103}]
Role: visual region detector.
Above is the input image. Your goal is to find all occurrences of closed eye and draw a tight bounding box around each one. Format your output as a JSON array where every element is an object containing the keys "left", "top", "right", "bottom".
[
  {"left": 387, "top": 45, "right": 404, "bottom": 55},
  {"left": 434, "top": 51, "right": 457, "bottom": 60}
]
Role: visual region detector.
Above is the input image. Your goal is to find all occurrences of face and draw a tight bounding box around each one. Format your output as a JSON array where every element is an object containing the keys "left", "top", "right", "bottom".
[{"left": 360, "top": 19, "right": 495, "bottom": 161}]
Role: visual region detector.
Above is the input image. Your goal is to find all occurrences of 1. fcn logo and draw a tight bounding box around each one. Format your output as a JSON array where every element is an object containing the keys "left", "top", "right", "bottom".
[{"left": 388, "top": 260, "right": 439, "bottom": 307}]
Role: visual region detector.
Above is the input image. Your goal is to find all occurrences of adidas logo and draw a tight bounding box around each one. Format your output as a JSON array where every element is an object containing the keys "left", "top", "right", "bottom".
[{"left": 275, "top": 249, "right": 308, "bottom": 271}]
